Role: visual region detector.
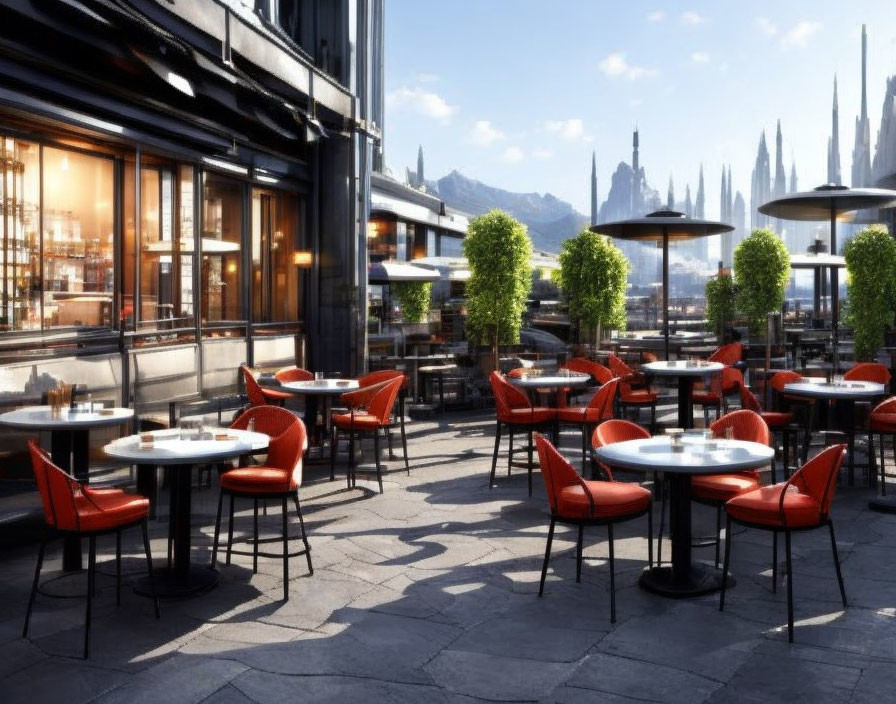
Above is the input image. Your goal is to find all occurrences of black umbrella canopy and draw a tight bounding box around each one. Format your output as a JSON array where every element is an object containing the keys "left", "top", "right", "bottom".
[
  {"left": 591, "top": 209, "right": 734, "bottom": 241},
  {"left": 759, "top": 184, "right": 896, "bottom": 221}
]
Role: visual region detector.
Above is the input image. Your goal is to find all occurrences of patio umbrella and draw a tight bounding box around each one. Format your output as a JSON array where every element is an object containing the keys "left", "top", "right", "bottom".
[
  {"left": 592, "top": 209, "right": 733, "bottom": 358},
  {"left": 760, "top": 184, "right": 896, "bottom": 372}
]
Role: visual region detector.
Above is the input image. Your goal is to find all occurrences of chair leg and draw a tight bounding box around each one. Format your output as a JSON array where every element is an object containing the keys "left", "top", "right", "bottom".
[
  {"left": 489, "top": 422, "right": 502, "bottom": 488},
  {"left": 252, "top": 499, "right": 259, "bottom": 573},
  {"left": 715, "top": 505, "right": 722, "bottom": 569},
  {"left": 527, "top": 429, "right": 534, "bottom": 497},
  {"left": 84, "top": 535, "right": 96, "bottom": 659},
  {"left": 140, "top": 518, "right": 160, "bottom": 619},
  {"left": 211, "top": 491, "right": 224, "bottom": 567},
  {"left": 294, "top": 493, "right": 314, "bottom": 575},
  {"left": 719, "top": 515, "right": 733, "bottom": 612},
  {"left": 651, "top": 403, "right": 657, "bottom": 434},
  {"left": 828, "top": 521, "right": 847, "bottom": 608},
  {"left": 400, "top": 416, "right": 410, "bottom": 475},
  {"left": 657, "top": 479, "right": 667, "bottom": 565},
  {"left": 785, "top": 529, "right": 794, "bottom": 643},
  {"left": 575, "top": 524, "right": 584, "bottom": 583},
  {"left": 703, "top": 406, "right": 710, "bottom": 428},
  {"left": 330, "top": 427, "right": 338, "bottom": 482},
  {"left": 373, "top": 430, "right": 384, "bottom": 494},
  {"left": 647, "top": 505, "right": 654, "bottom": 569},
  {"left": 349, "top": 429, "right": 357, "bottom": 489},
  {"left": 881, "top": 434, "right": 888, "bottom": 495},
  {"left": 386, "top": 424, "right": 394, "bottom": 459},
  {"left": 115, "top": 530, "right": 122, "bottom": 606},
  {"left": 507, "top": 427, "right": 514, "bottom": 476},
  {"left": 772, "top": 531, "right": 778, "bottom": 593},
  {"left": 226, "top": 495, "right": 235, "bottom": 566},
  {"left": 581, "top": 424, "right": 588, "bottom": 471},
  {"left": 608, "top": 522, "right": 617, "bottom": 624},
  {"left": 281, "top": 497, "right": 289, "bottom": 601},
  {"left": 538, "top": 517, "right": 556, "bottom": 597},
  {"left": 23, "top": 538, "right": 46, "bottom": 639}
]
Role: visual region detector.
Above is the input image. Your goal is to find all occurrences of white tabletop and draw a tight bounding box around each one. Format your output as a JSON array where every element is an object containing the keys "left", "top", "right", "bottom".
[
  {"left": 103, "top": 428, "right": 269, "bottom": 465},
  {"left": 508, "top": 372, "right": 591, "bottom": 389},
  {"left": 783, "top": 380, "right": 886, "bottom": 400},
  {"left": 0, "top": 405, "right": 134, "bottom": 430},
  {"left": 593, "top": 435, "right": 775, "bottom": 475},
  {"left": 642, "top": 361, "right": 725, "bottom": 377},
  {"left": 267, "top": 379, "right": 360, "bottom": 397}
]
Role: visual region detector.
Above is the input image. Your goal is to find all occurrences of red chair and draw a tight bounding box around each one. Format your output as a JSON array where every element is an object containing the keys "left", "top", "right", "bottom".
[
  {"left": 560, "top": 357, "right": 601, "bottom": 404},
  {"left": 330, "top": 377, "right": 405, "bottom": 493},
  {"left": 617, "top": 378, "right": 658, "bottom": 432},
  {"left": 211, "top": 406, "right": 313, "bottom": 600},
  {"left": 740, "top": 385, "right": 797, "bottom": 481},
  {"left": 720, "top": 444, "right": 847, "bottom": 642},
  {"left": 608, "top": 354, "right": 646, "bottom": 388},
  {"left": 870, "top": 397, "right": 896, "bottom": 493},
  {"left": 844, "top": 362, "right": 891, "bottom": 385},
  {"left": 489, "top": 371, "right": 557, "bottom": 496},
  {"left": 708, "top": 342, "right": 742, "bottom": 366},
  {"left": 556, "top": 378, "right": 620, "bottom": 468},
  {"left": 358, "top": 369, "right": 410, "bottom": 467},
  {"left": 535, "top": 434, "right": 652, "bottom": 622},
  {"left": 691, "top": 410, "right": 770, "bottom": 567},
  {"left": 239, "top": 364, "right": 292, "bottom": 406},
  {"left": 691, "top": 367, "right": 743, "bottom": 426},
  {"left": 24, "top": 440, "right": 159, "bottom": 659}
]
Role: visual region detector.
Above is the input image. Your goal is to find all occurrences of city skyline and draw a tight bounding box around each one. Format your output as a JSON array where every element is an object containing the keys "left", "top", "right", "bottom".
[{"left": 385, "top": 1, "right": 896, "bottom": 221}]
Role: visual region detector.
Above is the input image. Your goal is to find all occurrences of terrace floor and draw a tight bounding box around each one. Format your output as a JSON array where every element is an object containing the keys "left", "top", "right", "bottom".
[{"left": 1, "top": 397, "right": 895, "bottom": 703}]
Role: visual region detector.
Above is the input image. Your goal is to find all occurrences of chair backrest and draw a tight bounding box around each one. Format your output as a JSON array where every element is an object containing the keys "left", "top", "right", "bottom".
[
  {"left": 586, "top": 377, "right": 620, "bottom": 420},
  {"left": 535, "top": 434, "right": 582, "bottom": 514},
  {"left": 359, "top": 368, "right": 408, "bottom": 391},
  {"left": 562, "top": 357, "right": 593, "bottom": 377},
  {"left": 608, "top": 354, "right": 633, "bottom": 379},
  {"left": 739, "top": 385, "right": 763, "bottom": 413},
  {"left": 231, "top": 404, "right": 298, "bottom": 438},
  {"left": 790, "top": 443, "right": 846, "bottom": 517},
  {"left": 28, "top": 439, "right": 81, "bottom": 532},
  {"left": 592, "top": 418, "right": 650, "bottom": 449},
  {"left": 590, "top": 361, "right": 614, "bottom": 385},
  {"left": 366, "top": 376, "right": 404, "bottom": 424},
  {"left": 275, "top": 366, "right": 314, "bottom": 383},
  {"left": 844, "top": 362, "right": 891, "bottom": 385},
  {"left": 708, "top": 342, "right": 742, "bottom": 366},
  {"left": 490, "top": 371, "right": 532, "bottom": 421},
  {"left": 872, "top": 396, "right": 896, "bottom": 416},
  {"left": 770, "top": 370, "right": 801, "bottom": 393},
  {"left": 240, "top": 365, "right": 269, "bottom": 406},
  {"left": 710, "top": 409, "right": 770, "bottom": 446}
]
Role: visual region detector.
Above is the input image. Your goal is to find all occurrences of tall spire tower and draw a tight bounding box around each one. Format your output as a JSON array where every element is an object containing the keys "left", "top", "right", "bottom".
[
  {"left": 667, "top": 175, "right": 675, "bottom": 210},
  {"left": 774, "top": 120, "right": 786, "bottom": 197},
  {"left": 631, "top": 128, "right": 641, "bottom": 215},
  {"left": 696, "top": 164, "right": 706, "bottom": 218},
  {"left": 590, "top": 150, "right": 598, "bottom": 225},
  {"left": 752, "top": 132, "right": 771, "bottom": 228},
  {"left": 828, "top": 77, "right": 842, "bottom": 184},
  {"left": 852, "top": 25, "right": 872, "bottom": 187},
  {"left": 416, "top": 145, "right": 425, "bottom": 189},
  {"left": 790, "top": 159, "right": 798, "bottom": 193}
]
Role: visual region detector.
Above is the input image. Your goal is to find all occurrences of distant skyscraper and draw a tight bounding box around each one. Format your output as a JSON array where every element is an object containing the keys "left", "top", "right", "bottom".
[
  {"left": 774, "top": 120, "right": 786, "bottom": 198},
  {"left": 667, "top": 175, "right": 675, "bottom": 210},
  {"left": 632, "top": 128, "right": 642, "bottom": 215},
  {"left": 790, "top": 160, "right": 798, "bottom": 193},
  {"left": 852, "top": 25, "right": 872, "bottom": 187},
  {"left": 685, "top": 184, "right": 693, "bottom": 218},
  {"left": 828, "top": 76, "right": 842, "bottom": 184},
  {"left": 720, "top": 166, "right": 728, "bottom": 222},
  {"left": 416, "top": 144, "right": 425, "bottom": 188},
  {"left": 751, "top": 131, "right": 771, "bottom": 229},
  {"left": 590, "top": 151, "right": 598, "bottom": 225},
  {"left": 694, "top": 165, "right": 707, "bottom": 261},
  {"left": 733, "top": 190, "right": 746, "bottom": 252}
]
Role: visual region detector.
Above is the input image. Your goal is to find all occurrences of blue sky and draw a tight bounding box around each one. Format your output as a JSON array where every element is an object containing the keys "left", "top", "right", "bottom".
[{"left": 384, "top": 1, "right": 896, "bottom": 218}]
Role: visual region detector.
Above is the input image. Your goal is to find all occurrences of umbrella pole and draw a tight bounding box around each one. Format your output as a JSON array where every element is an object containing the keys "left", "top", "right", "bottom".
[
  {"left": 663, "top": 229, "right": 669, "bottom": 359},
  {"left": 830, "top": 204, "right": 839, "bottom": 375}
]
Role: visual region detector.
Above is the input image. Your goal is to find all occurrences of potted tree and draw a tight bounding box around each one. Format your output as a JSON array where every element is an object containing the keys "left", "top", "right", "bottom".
[
  {"left": 704, "top": 270, "right": 737, "bottom": 341},
  {"left": 463, "top": 210, "right": 533, "bottom": 372},
  {"left": 733, "top": 228, "right": 790, "bottom": 338},
  {"left": 554, "top": 228, "right": 628, "bottom": 350},
  {"left": 844, "top": 224, "right": 896, "bottom": 361}
]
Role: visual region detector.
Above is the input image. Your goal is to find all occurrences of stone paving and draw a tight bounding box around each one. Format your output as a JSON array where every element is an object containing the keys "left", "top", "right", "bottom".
[{"left": 1, "top": 399, "right": 896, "bottom": 703}]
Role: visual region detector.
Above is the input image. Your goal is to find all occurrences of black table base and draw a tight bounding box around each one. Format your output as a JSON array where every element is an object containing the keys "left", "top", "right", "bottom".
[
  {"left": 52, "top": 429, "right": 90, "bottom": 572},
  {"left": 677, "top": 376, "right": 695, "bottom": 429},
  {"left": 134, "top": 564, "right": 218, "bottom": 598}
]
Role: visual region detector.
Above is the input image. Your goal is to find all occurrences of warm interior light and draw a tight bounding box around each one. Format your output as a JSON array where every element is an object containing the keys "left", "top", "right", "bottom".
[
  {"left": 226, "top": 262, "right": 237, "bottom": 274},
  {"left": 367, "top": 222, "right": 379, "bottom": 238},
  {"left": 293, "top": 250, "right": 313, "bottom": 267}
]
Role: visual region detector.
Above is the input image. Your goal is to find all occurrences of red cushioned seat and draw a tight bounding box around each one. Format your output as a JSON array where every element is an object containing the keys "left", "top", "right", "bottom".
[
  {"left": 508, "top": 407, "right": 556, "bottom": 424},
  {"left": 725, "top": 484, "right": 823, "bottom": 528},
  {"left": 620, "top": 389, "right": 657, "bottom": 404},
  {"left": 75, "top": 490, "right": 150, "bottom": 532},
  {"left": 691, "top": 390, "right": 720, "bottom": 404},
  {"left": 760, "top": 411, "right": 793, "bottom": 428},
  {"left": 871, "top": 413, "right": 896, "bottom": 432},
  {"left": 558, "top": 480, "right": 651, "bottom": 519},
  {"left": 692, "top": 472, "right": 760, "bottom": 502},
  {"left": 556, "top": 406, "right": 604, "bottom": 423},
  {"left": 220, "top": 466, "right": 298, "bottom": 494},
  {"left": 332, "top": 411, "right": 383, "bottom": 430}
]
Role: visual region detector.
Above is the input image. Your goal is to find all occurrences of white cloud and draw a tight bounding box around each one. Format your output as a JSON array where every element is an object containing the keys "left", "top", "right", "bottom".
[
  {"left": 500, "top": 146, "right": 524, "bottom": 164},
  {"left": 691, "top": 51, "right": 710, "bottom": 64},
  {"left": 598, "top": 52, "right": 658, "bottom": 80},
  {"left": 680, "top": 11, "right": 705, "bottom": 26},
  {"left": 531, "top": 148, "right": 554, "bottom": 159},
  {"left": 647, "top": 10, "right": 665, "bottom": 22},
  {"left": 385, "top": 86, "right": 458, "bottom": 124},
  {"left": 469, "top": 120, "right": 504, "bottom": 146},
  {"left": 545, "top": 118, "right": 585, "bottom": 140},
  {"left": 755, "top": 17, "right": 777, "bottom": 37},
  {"left": 780, "top": 21, "right": 821, "bottom": 49},
  {"left": 416, "top": 72, "right": 439, "bottom": 83}
]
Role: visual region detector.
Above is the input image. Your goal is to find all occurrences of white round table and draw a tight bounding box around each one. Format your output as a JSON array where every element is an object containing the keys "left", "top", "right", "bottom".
[
  {"left": 784, "top": 380, "right": 885, "bottom": 486},
  {"left": 0, "top": 405, "right": 134, "bottom": 571},
  {"left": 508, "top": 372, "right": 591, "bottom": 406},
  {"left": 642, "top": 361, "right": 724, "bottom": 429},
  {"left": 104, "top": 428, "right": 269, "bottom": 597},
  {"left": 594, "top": 434, "right": 774, "bottom": 597}
]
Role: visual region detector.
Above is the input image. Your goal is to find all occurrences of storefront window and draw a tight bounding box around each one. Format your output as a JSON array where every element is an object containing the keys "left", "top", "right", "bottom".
[
  {"left": 202, "top": 173, "right": 243, "bottom": 323},
  {"left": 251, "top": 188, "right": 301, "bottom": 323},
  {"left": 440, "top": 234, "right": 464, "bottom": 258}
]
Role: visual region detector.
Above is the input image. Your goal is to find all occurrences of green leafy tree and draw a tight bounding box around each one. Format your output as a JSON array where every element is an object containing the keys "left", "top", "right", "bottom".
[
  {"left": 393, "top": 281, "right": 432, "bottom": 324},
  {"left": 705, "top": 272, "right": 737, "bottom": 338},
  {"left": 733, "top": 228, "right": 790, "bottom": 335},
  {"left": 555, "top": 228, "right": 628, "bottom": 346},
  {"left": 463, "top": 210, "right": 533, "bottom": 367},
  {"left": 844, "top": 224, "right": 896, "bottom": 361}
]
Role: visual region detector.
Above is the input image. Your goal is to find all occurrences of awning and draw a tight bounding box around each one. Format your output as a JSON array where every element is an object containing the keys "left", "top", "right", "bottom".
[{"left": 368, "top": 261, "right": 441, "bottom": 284}]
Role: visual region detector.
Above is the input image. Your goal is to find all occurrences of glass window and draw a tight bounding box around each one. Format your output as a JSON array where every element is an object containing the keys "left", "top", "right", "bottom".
[
  {"left": 439, "top": 234, "right": 464, "bottom": 258},
  {"left": 42, "top": 146, "right": 114, "bottom": 329},
  {"left": 202, "top": 173, "right": 243, "bottom": 323},
  {"left": 251, "top": 188, "right": 302, "bottom": 323},
  {"left": 0, "top": 137, "right": 39, "bottom": 330}
]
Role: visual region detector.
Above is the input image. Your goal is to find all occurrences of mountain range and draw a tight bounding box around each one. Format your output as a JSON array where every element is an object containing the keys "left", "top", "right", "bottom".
[{"left": 425, "top": 170, "right": 587, "bottom": 253}]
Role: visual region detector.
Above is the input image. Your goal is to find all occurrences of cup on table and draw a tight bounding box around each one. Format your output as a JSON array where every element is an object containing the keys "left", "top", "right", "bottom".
[
  {"left": 668, "top": 429, "right": 684, "bottom": 453},
  {"left": 703, "top": 429, "right": 718, "bottom": 451},
  {"left": 314, "top": 371, "right": 324, "bottom": 381},
  {"left": 724, "top": 426, "right": 734, "bottom": 442}
]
